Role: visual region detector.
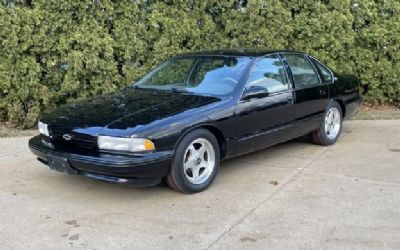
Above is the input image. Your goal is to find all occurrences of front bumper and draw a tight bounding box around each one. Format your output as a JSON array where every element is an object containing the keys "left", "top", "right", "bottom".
[{"left": 28, "top": 135, "right": 172, "bottom": 186}]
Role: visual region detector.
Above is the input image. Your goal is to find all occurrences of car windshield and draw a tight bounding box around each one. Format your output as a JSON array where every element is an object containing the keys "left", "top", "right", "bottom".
[{"left": 133, "top": 56, "right": 252, "bottom": 96}]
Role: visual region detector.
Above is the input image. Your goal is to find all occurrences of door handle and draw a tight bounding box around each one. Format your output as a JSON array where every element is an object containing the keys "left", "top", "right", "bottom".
[
  {"left": 287, "top": 96, "right": 294, "bottom": 104},
  {"left": 319, "top": 89, "right": 327, "bottom": 95}
]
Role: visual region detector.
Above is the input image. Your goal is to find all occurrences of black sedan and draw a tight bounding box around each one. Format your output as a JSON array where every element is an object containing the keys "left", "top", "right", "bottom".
[{"left": 29, "top": 49, "right": 361, "bottom": 193}]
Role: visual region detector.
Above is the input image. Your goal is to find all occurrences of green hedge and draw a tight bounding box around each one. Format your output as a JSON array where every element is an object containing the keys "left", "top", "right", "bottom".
[{"left": 1, "top": 0, "right": 399, "bottom": 128}]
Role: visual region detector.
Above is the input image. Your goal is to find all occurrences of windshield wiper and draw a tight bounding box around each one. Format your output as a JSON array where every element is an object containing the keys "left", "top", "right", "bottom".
[
  {"left": 170, "top": 87, "right": 193, "bottom": 94},
  {"left": 131, "top": 85, "right": 193, "bottom": 94}
]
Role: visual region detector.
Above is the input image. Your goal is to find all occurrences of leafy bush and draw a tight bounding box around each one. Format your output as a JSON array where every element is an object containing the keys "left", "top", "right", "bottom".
[{"left": 0, "top": 0, "right": 399, "bottom": 128}]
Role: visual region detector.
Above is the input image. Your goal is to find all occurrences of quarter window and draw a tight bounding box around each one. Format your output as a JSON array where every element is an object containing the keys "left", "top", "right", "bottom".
[
  {"left": 311, "top": 58, "right": 333, "bottom": 82},
  {"left": 247, "top": 55, "right": 289, "bottom": 93},
  {"left": 285, "top": 54, "right": 319, "bottom": 87}
]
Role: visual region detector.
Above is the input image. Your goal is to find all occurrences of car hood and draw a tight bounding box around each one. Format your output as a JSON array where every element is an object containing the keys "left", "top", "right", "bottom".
[{"left": 41, "top": 88, "right": 220, "bottom": 137}]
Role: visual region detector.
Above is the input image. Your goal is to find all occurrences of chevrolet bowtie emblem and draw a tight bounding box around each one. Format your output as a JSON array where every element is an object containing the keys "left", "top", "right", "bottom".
[{"left": 63, "top": 134, "right": 73, "bottom": 140}]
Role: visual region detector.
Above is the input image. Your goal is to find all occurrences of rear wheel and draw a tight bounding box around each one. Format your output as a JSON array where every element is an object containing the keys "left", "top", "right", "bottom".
[
  {"left": 166, "top": 129, "right": 220, "bottom": 193},
  {"left": 309, "top": 101, "right": 342, "bottom": 146}
]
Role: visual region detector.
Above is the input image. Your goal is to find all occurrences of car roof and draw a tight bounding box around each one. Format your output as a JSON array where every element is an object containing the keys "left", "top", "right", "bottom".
[{"left": 178, "top": 48, "right": 306, "bottom": 57}]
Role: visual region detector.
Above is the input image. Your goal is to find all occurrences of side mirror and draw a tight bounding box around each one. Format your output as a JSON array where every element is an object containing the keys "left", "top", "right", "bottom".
[{"left": 242, "top": 86, "right": 269, "bottom": 101}]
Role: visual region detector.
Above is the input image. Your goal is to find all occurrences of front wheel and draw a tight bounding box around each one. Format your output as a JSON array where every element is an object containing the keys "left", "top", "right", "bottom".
[
  {"left": 309, "top": 101, "right": 342, "bottom": 146},
  {"left": 166, "top": 129, "right": 220, "bottom": 193}
]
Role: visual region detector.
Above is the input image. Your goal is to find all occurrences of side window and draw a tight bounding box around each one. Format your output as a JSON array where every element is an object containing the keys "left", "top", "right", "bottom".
[
  {"left": 310, "top": 58, "right": 333, "bottom": 82},
  {"left": 247, "top": 55, "right": 289, "bottom": 93},
  {"left": 285, "top": 54, "right": 320, "bottom": 87}
]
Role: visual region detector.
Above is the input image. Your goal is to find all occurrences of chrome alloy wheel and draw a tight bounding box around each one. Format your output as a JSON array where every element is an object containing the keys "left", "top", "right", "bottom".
[
  {"left": 183, "top": 138, "right": 216, "bottom": 185},
  {"left": 324, "top": 107, "right": 341, "bottom": 140}
]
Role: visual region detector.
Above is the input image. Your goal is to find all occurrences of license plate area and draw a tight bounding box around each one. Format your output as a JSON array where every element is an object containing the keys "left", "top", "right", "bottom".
[{"left": 47, "top": 154, "right": 77, "bottom": 175}]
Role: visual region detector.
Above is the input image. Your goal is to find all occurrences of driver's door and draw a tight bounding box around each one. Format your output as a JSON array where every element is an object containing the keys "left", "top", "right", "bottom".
[{"left": 234, "top": 54, "right": 295, "bottom": 156}]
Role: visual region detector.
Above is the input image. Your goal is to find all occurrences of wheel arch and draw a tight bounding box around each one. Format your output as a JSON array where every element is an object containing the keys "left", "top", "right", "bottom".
[
  {"left": 174, "top": 123, "right": 227, "bottom": 160},
  {"left": 332, "top": 98, "right": 346, "bottom": 117}
]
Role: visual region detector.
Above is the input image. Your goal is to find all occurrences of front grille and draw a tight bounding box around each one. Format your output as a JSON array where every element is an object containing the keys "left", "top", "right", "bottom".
[{"left": 50, "top": 128, "right": 97, "bottom": 150}]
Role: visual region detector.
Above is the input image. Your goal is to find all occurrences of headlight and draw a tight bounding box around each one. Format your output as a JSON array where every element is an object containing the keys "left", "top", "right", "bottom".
[
  {"left": 38, "top": 121, "right": 49, "bottom": 136},
  {"left": 97, "top": 136, "right": 155, "bottom": 152}
]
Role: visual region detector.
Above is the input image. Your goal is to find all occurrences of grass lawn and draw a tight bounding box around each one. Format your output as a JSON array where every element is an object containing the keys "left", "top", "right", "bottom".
[
  {"left": 0, "top": 126, "right": 37, "bottom": 138},
  {"left": 352, "top": 104, "right": 400, "bottom": 120}
]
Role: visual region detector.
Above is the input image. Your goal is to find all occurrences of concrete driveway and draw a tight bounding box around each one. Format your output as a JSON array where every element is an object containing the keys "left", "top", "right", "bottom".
[{"left": 0, "top": 120, "right": 399, "bottom": 250}]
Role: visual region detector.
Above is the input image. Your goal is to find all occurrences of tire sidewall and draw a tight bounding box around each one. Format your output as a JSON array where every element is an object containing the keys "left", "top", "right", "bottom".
[
  {"left": 320, "top": 101, "right": 343, "bottom": 145},
  {"left": 171, "top": 129, "right": 220, "bottom": 193}
]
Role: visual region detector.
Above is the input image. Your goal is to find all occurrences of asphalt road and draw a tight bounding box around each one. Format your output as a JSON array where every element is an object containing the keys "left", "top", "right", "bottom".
[{"left": 1, "top": 120, "right": 399, "bottom": 250}]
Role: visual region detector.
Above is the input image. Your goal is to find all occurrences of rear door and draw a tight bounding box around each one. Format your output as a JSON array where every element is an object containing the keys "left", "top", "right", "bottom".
[
  {"left": 282, "top": 53, "right": 329, "bottom": 135},
  {"left": 234, "top": 54, "right": 295, "bottom": 156}
]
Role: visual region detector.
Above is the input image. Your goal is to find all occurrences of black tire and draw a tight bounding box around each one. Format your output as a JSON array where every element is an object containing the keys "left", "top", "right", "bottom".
[
  {"left": 309, "top": 101, "right": 343, "bottom": 146},
  {"left": 166, "top": 129, "right": 220, "bottom": 193}
]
